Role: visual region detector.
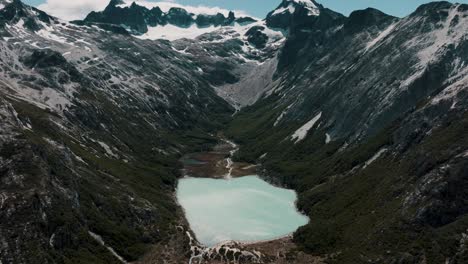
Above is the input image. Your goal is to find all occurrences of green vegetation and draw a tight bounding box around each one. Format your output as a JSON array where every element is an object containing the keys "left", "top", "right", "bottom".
[
  {"left": 8, "top": 84, "right": 468, "bottom": 263},
  {"left": 226, "top": 102, "right": 468, "bottom": 263},
  {"left": 6, "top": 91, "right": 232, "bottom": 263}
]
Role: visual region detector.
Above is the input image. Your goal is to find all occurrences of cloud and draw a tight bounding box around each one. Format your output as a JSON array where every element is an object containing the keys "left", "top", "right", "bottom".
[
  {"left": 119, "top": 1, "right": 251, "bottom": 17},
  {"left": 37, "top": 0, "right": 251, "bottom": 21},
  {"left": 38, "top": 0, "right": 109, "bottom": 21}
]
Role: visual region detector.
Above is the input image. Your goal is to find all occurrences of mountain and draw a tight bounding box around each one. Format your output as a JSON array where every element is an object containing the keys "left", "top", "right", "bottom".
[
  {"left": 0, "top": 0, "right": 467, "bottom": 263},
  {"left": 83, "top": 0, "right": 255, "bottom": 36},
  {"left": 227, "top": 1, "right": 468, "bottom": 263},
  {"left": 78, "top": 0, "right": 287, "bottom": 108},
  {"left": 0, "top": 0, "right": 232, "bottom": 262},
  {"left": 266, "top": 0, "right": 323, "bottom": 29}
]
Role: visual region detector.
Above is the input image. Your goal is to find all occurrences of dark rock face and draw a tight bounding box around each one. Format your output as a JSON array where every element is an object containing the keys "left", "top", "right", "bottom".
[
  {"left": 245, "top": 26, "right": 268, "bottom": 48},
  {"left": 165, "top": 7, "right": 194, "bottom": 27},
  {"left": 84, "top": 0, "right": 240, "bottom": 34},
  {"left": 85, "top": 1, "right": 150, "bottom": 34},
  {"left": 23, "top": 49, "right": 67, "bottom": 68},
  {"left": 0, "top": 1, "right": 234, "bottom": 263},
  {"left": 266, "top": 9, "right": 293, "bottom": 29},
  {"left": 195, "top": 12, "right": 234, "bottom": 27},
  {"left": 226, "top": 1, "right": 468, "bottom": 263},
  {"left": 276, "top": 7, "right": 344, "bottom": 70},
  {"left": 22, "top": 49, "right": 83, "bottom": 85},
  {"left": 146, "top": 7, "right": 165, "bottom": 26},
  {"left": 71, "top": 20, "right": 131, "bottom": 35},
  {"left": 0, "top": 0, "right": 54, "bottom": 31},
  {"left": 344, "top": 8, "right": 397, "bottom": 33},
  {"left": 235, "top": 16, "right": 257, "bottom": 24}
]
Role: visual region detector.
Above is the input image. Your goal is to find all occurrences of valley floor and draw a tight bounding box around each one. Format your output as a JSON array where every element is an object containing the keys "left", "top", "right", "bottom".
[
  {"left": 181, "top": 139, "right": 257, "bottom": 179},
  {"left": 142, "top": 137, "right": 324, "bottom": 264}
]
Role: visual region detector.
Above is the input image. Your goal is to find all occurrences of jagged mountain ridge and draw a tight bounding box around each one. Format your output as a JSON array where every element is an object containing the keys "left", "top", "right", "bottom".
[
  {"left": 84, "top": 0, "right": 257, "bottom": 36},
  {"left": 266, "top": 0, "right": 323, "bottom": 29},
  {"left": 76, "top": 0, "right": 288, "bottom": 108},
  {"left": 232, "top": 1, "right": 468, "bottom": 141}
]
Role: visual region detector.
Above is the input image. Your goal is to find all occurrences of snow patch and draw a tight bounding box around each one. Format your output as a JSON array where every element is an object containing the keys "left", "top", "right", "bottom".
[
  {"left": 137, "top": 20, "right": 283, "bottom": 42},
  {"left": 291, "top": 112, "right": 322, "bottom": 143},
  {"left": 272, "top": 5, "right": 295, "bottom": 16},
  {"left": 6, "top": 85, "right": 75, "bottom": 112},
  {"left": 292, "top": 0, "right": 318, "bottom": 9},
  {"left": 294, "top": 0, "right": 320, "bottom": 16},
  {"left": 72, "top": 152, "right": 87, "bottom": 164},
  {"left": 402, "top": 4, "right": 468, "bottom": 89},
  {"left": 36, "top": 23, "right": 71, "bottom": 45},
  {"left": 97, "top": 141, "right": 118, "bottom": 158},
  {"left": 117, "top": 0, "right": 250, "bottom": 17},
  {"left": 88, "top": 231, "right": 127, "bottom": 263},
  {"left": 136, "top": 24, "right": 217, "bottom": 41},
  {"left": 366, "top": 23, "right": 397, "bottom": 51},
  {"left": 272, "top": 0, "right": 320, "bottom": 16},
  {"left": 274, "top": 102, "right": 294, "bottom": 127},
  {"left": 460, "top": 149, "right": 468, "bottom": 158},
  {"left": 431, "top": 58, "right": 468, "bottom": 106},
  {"left": 325, "top": 133, "right": 331, "bottom": 144},
  {"left": 49, "top": 233, "right": 55, "bottom": 248},
  {"left": 0, "top": 193, "right": 7, "bottom": 209},
  {"left": 363, "top": 148, "right": 388, "bottom": 169}
]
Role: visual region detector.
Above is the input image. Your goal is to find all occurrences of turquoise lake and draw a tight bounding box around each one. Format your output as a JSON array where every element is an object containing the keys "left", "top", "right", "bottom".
[{"left": 177, "top": 176, "right": 309, "bottom": 247}]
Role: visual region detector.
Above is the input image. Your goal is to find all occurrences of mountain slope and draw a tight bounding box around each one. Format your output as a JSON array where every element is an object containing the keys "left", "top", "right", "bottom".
[
  {"left": 0, "top": 0, "right": 233, "bottom": 262},
  {"left": 226, "top": 1, "right": 468, "bottom": 263},
  {"left": 76, "top": 0, "right": 288, "bottom": 109}
]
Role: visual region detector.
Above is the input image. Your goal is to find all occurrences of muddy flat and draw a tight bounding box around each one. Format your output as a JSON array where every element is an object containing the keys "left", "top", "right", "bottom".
[{"left": 181, "top": 141, "right": 257, "bottom": 178}]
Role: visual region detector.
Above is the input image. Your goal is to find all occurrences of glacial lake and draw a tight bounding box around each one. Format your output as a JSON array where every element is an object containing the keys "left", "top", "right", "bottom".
[{"left": 177, "top": 176, "right": 309, "bottom": 247}]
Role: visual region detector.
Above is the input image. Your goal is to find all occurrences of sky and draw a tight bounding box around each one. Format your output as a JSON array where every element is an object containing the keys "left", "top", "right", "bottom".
[{"left": 23, "top": 0, "right": 468, "bottom": 21}]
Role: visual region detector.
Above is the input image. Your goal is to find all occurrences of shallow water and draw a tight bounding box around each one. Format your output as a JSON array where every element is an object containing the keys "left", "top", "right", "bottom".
[
  {"left": 181, "top": 158, "right": 207, "bottom": 165},
  {"left": 177, "top": 176, "right": 309, "bottom": 247}
]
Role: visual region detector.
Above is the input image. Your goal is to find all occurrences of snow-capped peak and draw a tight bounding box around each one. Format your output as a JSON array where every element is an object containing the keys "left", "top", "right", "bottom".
[
  {"left": 0, "top": 0, "right": 14, "bottom": 10},
  {"left": 291, "top": 0, "right": 320, "bottom": 16},
  {"left": 0, "top": 0, "right": 12, "bottom": 8},
  {"left": 115, "top": 0, "right": 247, "bottom": 17},
  {"left": 289, "top": 0, "right": 319, "bottom": 9},
  {"left": 272, "top": 0, "right": 320, "bottom": 17}
]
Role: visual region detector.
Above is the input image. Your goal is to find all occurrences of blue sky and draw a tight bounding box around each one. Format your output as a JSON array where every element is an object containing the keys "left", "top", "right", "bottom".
[
  {"left": 168, "top": 0, "right": 468, "bottom": 17},
  {"left": 24, "top": 0, "right": 468, "bottom": 18}
]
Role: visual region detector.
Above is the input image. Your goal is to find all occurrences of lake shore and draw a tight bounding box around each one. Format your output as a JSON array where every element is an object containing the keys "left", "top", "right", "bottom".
[{"left": 175, "top": 138, "right": 323, "bottom": 264}]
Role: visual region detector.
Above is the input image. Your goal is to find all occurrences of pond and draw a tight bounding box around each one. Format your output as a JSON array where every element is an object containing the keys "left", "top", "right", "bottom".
[{"left": 177, "top": 175, "right": 309, "bottom": 247}]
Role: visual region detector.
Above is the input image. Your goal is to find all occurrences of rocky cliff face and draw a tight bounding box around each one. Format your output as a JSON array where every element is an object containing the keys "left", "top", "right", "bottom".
[{"left": 84, "top": 0, "right": 254, "bottom": 35}]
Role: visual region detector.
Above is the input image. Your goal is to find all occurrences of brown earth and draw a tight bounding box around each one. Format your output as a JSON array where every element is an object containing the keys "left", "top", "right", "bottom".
[{"left": 181, "top": 141, "right": 257, "bottom": 179}]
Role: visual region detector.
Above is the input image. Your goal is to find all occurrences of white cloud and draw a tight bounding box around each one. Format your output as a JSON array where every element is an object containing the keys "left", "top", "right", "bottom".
[
  {"left": 118, "top": 1, "right": 250, "bottom": 17},
  {"left": 37, "top": 0, "right": 251, "bottom": 21},
  {"left": 38, "top": 0, "right": 109, "bottom": 21}
]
